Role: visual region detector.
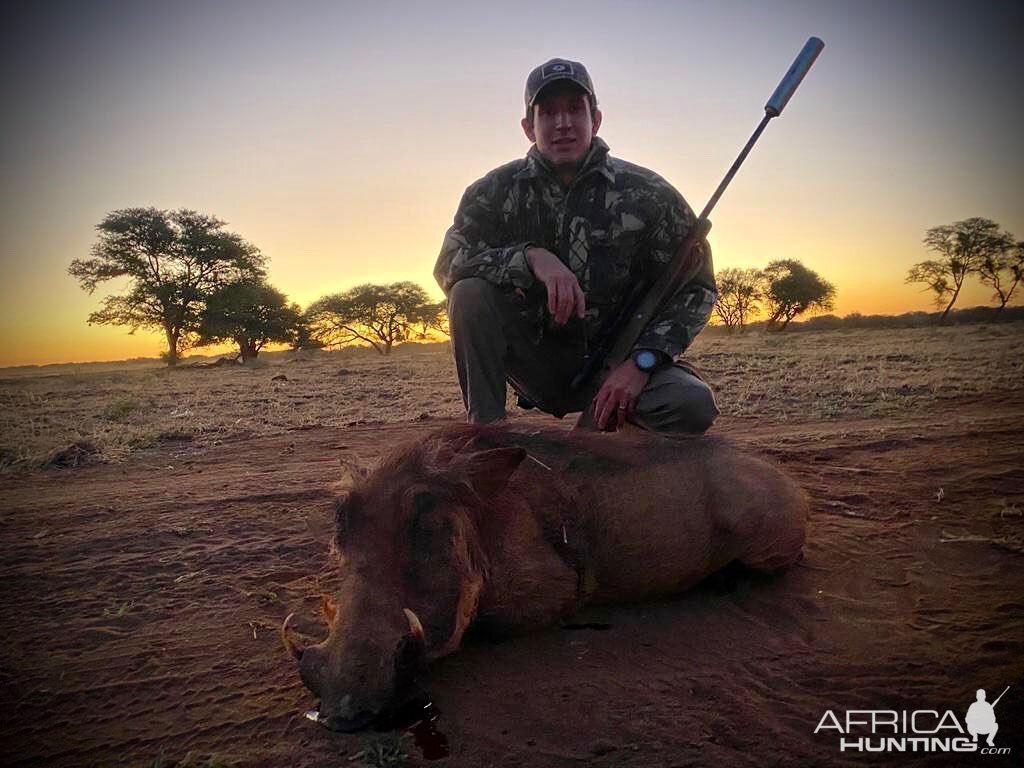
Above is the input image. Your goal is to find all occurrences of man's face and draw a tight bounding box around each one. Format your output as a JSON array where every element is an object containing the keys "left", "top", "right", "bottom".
[{"left": 521, "top": 82, "right": 602, "bottom": 171}]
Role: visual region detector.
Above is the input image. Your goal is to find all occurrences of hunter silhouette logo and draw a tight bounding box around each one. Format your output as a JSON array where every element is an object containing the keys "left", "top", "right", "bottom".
[
  {"left": 814, "top": 685, "right": 1012, "bottom": 755},
  {"left": 966, "top": 687, "right": 1008, "bottom": 747}
]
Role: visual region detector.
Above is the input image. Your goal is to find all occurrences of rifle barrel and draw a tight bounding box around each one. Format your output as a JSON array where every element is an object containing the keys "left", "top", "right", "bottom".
[
  {"left": 699, "top": 113, "right": 771, "bottom": 221},
  {"left": 766, "top": 37, "right": 825, "bottom": 117},
  {"left": 572, "top": 37, "right": 825, "bottom": 424}
]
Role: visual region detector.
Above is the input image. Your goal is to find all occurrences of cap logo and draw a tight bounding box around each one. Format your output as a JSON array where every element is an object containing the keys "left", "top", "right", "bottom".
[{"left": 541, "top": 62, "right": 573, "bottom": 79}]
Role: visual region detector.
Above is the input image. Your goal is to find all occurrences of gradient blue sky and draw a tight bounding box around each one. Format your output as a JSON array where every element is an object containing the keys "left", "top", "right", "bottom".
[{"left": 1, "top": 0, "right": 1021, "bottom": 365}]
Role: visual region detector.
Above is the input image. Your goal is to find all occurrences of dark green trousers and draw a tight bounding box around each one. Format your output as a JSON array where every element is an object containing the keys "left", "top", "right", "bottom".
[{"left": 447, "top": 278, "right": 719, "bottom": 433}]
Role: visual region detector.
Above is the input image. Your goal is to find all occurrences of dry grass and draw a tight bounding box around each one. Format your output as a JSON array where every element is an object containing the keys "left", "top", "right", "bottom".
[
  {"left": 695, "top": 322, "right": 1023, "bottom": 420},
  {"left": 1, "top": 323, "right": 1021, "bottom": 472}
]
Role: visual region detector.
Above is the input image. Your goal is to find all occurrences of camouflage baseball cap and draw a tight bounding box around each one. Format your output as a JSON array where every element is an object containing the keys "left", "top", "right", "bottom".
[{"left": 524, "top": 58, "right": 595, "bottom": 109}]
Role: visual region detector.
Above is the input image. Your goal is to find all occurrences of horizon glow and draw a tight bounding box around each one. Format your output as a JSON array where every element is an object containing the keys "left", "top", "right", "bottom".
[{"left": 1, "top": 0, "right": 1021, "bottom": 366}]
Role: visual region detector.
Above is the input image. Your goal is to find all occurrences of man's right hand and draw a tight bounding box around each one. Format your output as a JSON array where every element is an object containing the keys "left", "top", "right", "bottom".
[{"left": 525, "top": 247, "right": 586, "bottom": 325}]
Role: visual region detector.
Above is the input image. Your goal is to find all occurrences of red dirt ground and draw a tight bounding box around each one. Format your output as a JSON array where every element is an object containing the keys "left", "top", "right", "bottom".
[{"left": 2, "top": 392, "right": 1022, "bottom": 768}]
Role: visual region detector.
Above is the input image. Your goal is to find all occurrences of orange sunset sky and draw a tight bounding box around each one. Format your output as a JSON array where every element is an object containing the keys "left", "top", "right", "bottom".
[{"left": 1, "top": 0, "right": 1022, "bottom": 367}]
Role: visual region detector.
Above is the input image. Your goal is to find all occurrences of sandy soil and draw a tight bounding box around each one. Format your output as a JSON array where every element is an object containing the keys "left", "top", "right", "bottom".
[{"left": 1, "top": 387, "right": 1022, "bottom": 767}]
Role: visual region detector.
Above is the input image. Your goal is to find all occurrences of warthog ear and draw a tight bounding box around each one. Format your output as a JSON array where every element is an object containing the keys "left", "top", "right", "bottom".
[
  {"left": 338, "top": 456, "right": 370, "bottom": 487},
  {"left": 460, "top": 447, "right": 527, "bottom": 499}
]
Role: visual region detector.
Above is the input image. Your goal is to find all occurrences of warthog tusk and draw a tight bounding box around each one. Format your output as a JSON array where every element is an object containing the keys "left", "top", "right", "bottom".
[
  {"left": 403, "top": 608, "right": 425, "bottom": 642},
  {"left": 281, "top": 612, "right": 305, "bottom": 660}
]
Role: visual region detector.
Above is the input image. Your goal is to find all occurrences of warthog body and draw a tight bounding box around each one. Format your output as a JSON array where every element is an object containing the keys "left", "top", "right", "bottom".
[{"left": 284, "top": 425, "right": 807, "bottom": 730}]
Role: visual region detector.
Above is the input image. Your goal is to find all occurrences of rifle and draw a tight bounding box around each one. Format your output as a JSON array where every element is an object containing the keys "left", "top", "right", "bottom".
[
  {"left": 574, "top": 37, "right": 825, "bottom": 429},
  {"left": 992, "top": 685, "right": 1010, "bottom": 708}
]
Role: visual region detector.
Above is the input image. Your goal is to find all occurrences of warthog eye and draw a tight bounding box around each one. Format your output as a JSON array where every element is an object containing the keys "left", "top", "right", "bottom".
[
  {"left": 412, "top": 491, "right": 434, "bottom": 515},
  {"left": 409, "top": 491, "right": 451, "bottom": 559}
]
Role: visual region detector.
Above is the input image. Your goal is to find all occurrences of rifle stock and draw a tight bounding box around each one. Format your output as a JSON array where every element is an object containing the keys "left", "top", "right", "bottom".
[
  {"left": 575, "top": 218, "right": 711, "bottom": 430},
  {"left": 569, "top": 37, "right": 823, "bottom": 431}
]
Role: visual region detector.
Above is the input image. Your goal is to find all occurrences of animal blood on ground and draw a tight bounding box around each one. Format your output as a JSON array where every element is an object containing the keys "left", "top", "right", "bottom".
[{"left": 376, "top": 698, "right": 450, "bottom": 761}]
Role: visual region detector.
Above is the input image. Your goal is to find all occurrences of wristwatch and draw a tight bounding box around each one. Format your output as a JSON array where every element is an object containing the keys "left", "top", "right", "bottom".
[{"left": 632, "top": 349, "right": 663, "bottom": 373}]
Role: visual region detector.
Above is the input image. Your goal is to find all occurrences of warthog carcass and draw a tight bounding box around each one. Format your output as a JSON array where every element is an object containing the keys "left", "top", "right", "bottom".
[{"left": 282, "top": 425, "right": 808, "bottom": 730}]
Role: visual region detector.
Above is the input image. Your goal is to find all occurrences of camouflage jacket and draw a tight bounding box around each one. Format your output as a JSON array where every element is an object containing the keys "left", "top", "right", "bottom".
[{"left": 434, "top": 137, "right": 716, "bottom": 360}]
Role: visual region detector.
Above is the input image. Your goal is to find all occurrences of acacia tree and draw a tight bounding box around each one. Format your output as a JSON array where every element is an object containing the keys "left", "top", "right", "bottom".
[
  {"left": 289, "top": 309, "right": 325, "bottom": 351},
  {"left": 197, "top": 280, "right": 302, "bottom": 361},
  {"left": 410, "top": 299, "right": 450, "bottom": 339},
  {"left": 68, "top": 208, "right": 265, "bottom": 365},
  {"left": 713, "top": 267, "right": 766, "bottom": 332},
  {"left": 306, "top": 282, "right": 443, "bottom": 355},
  {"left": 977, "top": 238, "right": 1023, "bottom": 317},
  {"left": 906, "top": 217, "right": 1010, "bottom": 322},
  {"left": 763, "top": 259, "right": 836, "bottom": 331}
]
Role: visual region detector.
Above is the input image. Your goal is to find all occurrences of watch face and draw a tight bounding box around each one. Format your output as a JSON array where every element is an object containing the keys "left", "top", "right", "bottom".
[{"left": 634, "top": 350, "right": 658, "bottom": 372}]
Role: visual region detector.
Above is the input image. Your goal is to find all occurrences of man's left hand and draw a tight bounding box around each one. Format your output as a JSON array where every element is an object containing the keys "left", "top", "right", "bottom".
[{"left": 593, "top": 359, "right": 650, "bottom": 431}]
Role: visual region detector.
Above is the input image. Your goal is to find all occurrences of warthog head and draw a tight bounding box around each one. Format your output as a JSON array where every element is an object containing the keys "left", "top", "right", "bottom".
[{"left": 283, "top": 430, "right": 526, "bottom": 730}]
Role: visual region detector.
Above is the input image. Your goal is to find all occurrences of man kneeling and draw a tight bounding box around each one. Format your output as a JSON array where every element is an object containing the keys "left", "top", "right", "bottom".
[{"left": 435, "top": 58, "right": 719, "bottom": 433}]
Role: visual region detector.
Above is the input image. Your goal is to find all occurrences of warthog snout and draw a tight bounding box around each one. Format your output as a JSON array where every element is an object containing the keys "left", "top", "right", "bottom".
[
  {"left": 316, "top": 692, "right": 376, "bottom": 732},
  {"left": 283, "top": 604, "right": 426, "bottom": 731}
]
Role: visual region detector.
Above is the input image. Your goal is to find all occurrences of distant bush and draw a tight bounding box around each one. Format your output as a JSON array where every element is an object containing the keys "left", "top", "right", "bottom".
[
  {"left": 800, "top": 314, "right": 844, "bottom": 330},
  {"left": 757, "top": 305, "right": 1024, "bottom": 333}
]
